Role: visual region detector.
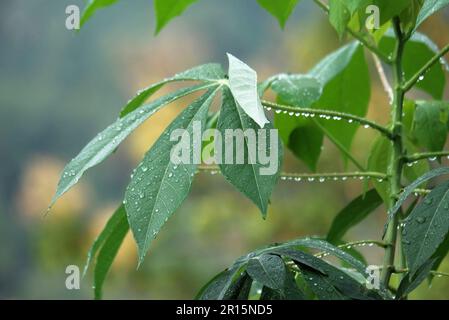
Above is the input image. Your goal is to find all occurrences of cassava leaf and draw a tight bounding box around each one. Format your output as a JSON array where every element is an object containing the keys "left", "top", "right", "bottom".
[
  {"left": 49, "top": 83, "right": 214, "bottom": 211},
  {"left": 311, "top": 43, "right": 370, "bottom": 164},
  {"left": 415, "top": 0, "right": 449, "bottom": 29},
  {"left": 412, "top": 100, "right": 449, "bottom": 152},
  {"left": 329, "top": 0, "right": 351, "bottom": 37},
  {"left": 271, "top": 74, "right": 322, "bottom": 108},
  {"left": 397, "top": 258, "right": 436, "bottom": 299},
  {"left": 386, "top": 167, "right": 449, "bottom": 232},
  {"left": 227, "top": 53, "right": 269, "bottom": 128},
  {"left": 217, "top": 87, "right": 282, "bottom": 216},
  {"left": 247, "top": 254, "right": 287, "bottom": 290},
  {"left": 300, "top": 267, "right": 349, "bottom": 300},
  {"left": 256, "top": 0, "right": 301, "bottom": 28},
  {"left": 125, "top": 88, "right": 219, "bottom": 263},
  {"left": 379, "top": 31, "right": 447, "bottom": 99},
  {"left": 327, "top": 189, "right": 383, "bottom": 244},
  {"left": 80, "top": 0, "right": 119, "bottom": 28},
  {"left": 403, "top": 180, "right": 449, "bottom": 276},
  {"left": 195, "top": 264, "right": 246, "bottom": 300},
  {"left": 154, "top": 0, "right": 199, "bottom": 34},
  {"left": 84, "top": 205, "right": 129, "bottom": 299},
  {"left": 120, "top": 63, "right": 225, "bottom": 117}
]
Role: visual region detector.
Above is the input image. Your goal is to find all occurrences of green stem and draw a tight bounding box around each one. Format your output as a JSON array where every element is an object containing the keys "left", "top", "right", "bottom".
[
  {"left": 381, "top": 18, "right": 406, "bottom": 287},
  {"left": 198, "top": 166, "right": 387, "bottom": 181},
  {"left": 402, "top": 43, "right": 449, "bottom": 92},
  {"left": 261, "top": 100, "right": 393, "bottom": 139},
  {"left": 406, "top": 151, "right": 449, "bottom": 162}
]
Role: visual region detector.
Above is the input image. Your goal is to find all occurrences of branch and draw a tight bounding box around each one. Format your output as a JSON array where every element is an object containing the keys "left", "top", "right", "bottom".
[
  {"left": 281, "top": 171, "right": 387, "bottom": 182},
  {"left": 198, "top": 166, "right": 388, "bottom": 182},
  {"left": 392, "top": 268, "right": 449, "bottom": 278},
  {"left": 262, "top": 100, "right": 393, "bottom": 139},
  {"left": 403, "top": 43, "right": 449, "bottom": 92},
  {"left": 406, "top": 151, "right": 449, "bottom": 162},
  {"left": 312, "top": 0, "right": 392, "bottom": 63}
]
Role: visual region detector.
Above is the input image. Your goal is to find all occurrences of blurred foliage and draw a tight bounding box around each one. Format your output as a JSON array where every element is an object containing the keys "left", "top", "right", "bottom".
[{"left": 1, "top": 0, "right": 449, "bottom": 299}]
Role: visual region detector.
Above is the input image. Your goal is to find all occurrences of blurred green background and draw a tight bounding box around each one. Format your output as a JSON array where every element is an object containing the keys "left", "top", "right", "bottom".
[{"left": 1, "top": 0, "right": 449, "bottom": 299}]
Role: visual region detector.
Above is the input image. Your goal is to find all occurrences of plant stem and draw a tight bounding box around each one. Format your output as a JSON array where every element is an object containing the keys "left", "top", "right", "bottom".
[
  {"left": 261, "top": 100, "right": 393, "bottom": 138},
  {"left": 402, "top": 43, "right": 449, "bottom": 92},
  {"left": 281, "top": 171, "right": 387, "bottom": 181},
  {"left": 406, "top": 151, "right": 449, "bottom": 162},
  {"left": 381, "top": 18, "right": 406, "bottom": 287},
  {"left": 197, "top": 166, "right": 387, "bottom": 181}
]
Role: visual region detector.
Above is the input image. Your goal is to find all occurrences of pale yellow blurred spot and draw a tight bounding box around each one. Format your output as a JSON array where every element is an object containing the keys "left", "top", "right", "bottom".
[
  {"left": 16, "top": 155, "right": 88, "bottom": 219},
  {"left": 88, "top": 204, "right": 137, "bottom": 270}
]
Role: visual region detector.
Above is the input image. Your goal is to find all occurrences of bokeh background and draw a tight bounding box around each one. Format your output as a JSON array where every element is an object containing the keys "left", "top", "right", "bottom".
[{"left": 1, "top": 0, "right": 449, "bottom": 299}]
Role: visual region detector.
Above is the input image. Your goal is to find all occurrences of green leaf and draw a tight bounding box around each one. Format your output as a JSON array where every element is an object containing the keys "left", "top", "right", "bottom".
[
  {"left": 370, "top": 0, "right": 412, "bottom": 25},
  {"left": 429, "top": 232, "right": 449, "bottom": 282},
  {"left": 217, "top": 87, "right": 282, "bottom": 216},
  {"left": 271, "top": 75, "right": 323, "bottom": 171},
  {"left": 120, "top": 63, "right": 225, "bottom": 117},
  {"left": 403, "top": 180, "right": 449, "bottom": 276},
  {"left": 49, "top": 83, "right": 214, "bottom": 211},
  {"left": 265, "top": 238, "right": 367, "bottom": 275},
  {"left": 399, "top": 0, "right": 424, "bottom": 32},
  {"left": 271, "top": 75, "right": 322, "bottom": 108},
  {"left": 196, "top": 264, "right": 246, "bottom": 300},
  {"left": 397, "top": 258, "right": 436, "bottom": 298},
  {"left": 272, "top": 42, "right": 369, "bottom": 168},
  {"left": 412, "top": 100, "right": 449, "bottom": 152},
  {"left": 415, "top": 0, "right": 449, "bottom": 29},
  {"left": 84, "top": 205, "right": 129, "bottom": 299},
  {"left": 226, "top": 273, "right": 253, "bottom": 300},
  {"left": 290, "top": 251, "right": 382, "bottom": 300},
  {"left": 344, "top": 0, "right": 371, "bottom": 14},
  {"left": 327, "top": 189, "right": 383, "bottom": 244},
  {"left": 256, "top": 0, "right": 301, "bottom": 28},
  {"left": 125, "top": 88, "right": 219, "bottom": 263},
  {"left": 329, "top": 0, "right": 351, "bottom": 37},
  {"left": 379, "top": 31, "right": 447, "bottom": 99},
  {"left": 247, "top": 254, "right": 287, "bottom": 290},
  {"left": 300, "top": 267, "right": 349, "bottom": 300},
  {"left": 80, "top": 0, "right": 119, "bottom": 28},
  {"left": 286, "top": 122, "right": 324, "bottom": 172},
  {"left": 154, "top": 0, "right": 198, "bottom": 34},
  {"left": 311, "top": 43, "right": 371, "bottom": 162},
  {"left": 259, "top": 269, "right": 305, "bottom": 300},
  {"left": 227, "top": 53, "right": 269, "bottom": 128},
  {"left": 387, "top": 167, "right": 449, "bottom": 228}
]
